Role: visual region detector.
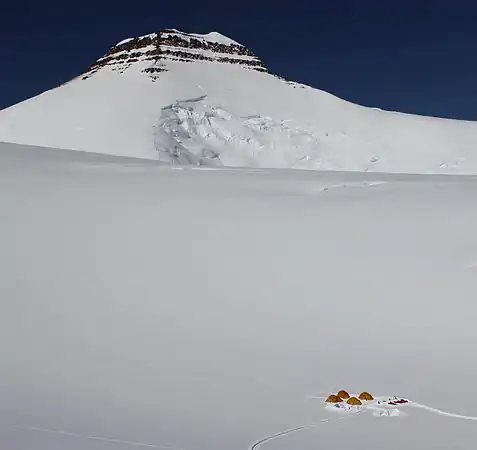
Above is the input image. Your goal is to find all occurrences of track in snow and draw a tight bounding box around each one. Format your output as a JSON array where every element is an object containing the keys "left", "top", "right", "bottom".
[
  {"left": 15, "top": 425, "right": 186, "bottom": 449},
  {"left": 409, "top": 403, "right": 477, "bottom": 421},
  {"left": 248, "top": 413, "right": 359, "bottom": 450}
]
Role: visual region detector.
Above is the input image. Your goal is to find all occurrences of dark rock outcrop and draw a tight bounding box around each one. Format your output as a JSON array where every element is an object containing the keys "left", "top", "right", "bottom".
[{"left": 83, "top": 29, "right": 267, "bottom": 80}]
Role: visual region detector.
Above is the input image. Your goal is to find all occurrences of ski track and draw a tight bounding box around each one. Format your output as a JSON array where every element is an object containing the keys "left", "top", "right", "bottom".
[
  {"left": 14, "top": 425, "right": 187, "bottom": 449},
  {"left": 248, "top": 413, "right": 358, "bottom": 450},
  {"left": 409, "top": 403, "right": 477, "bottom": 421}
]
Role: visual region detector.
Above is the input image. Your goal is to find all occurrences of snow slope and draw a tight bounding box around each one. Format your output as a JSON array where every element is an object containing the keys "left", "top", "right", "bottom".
[
  {"left": 2, "top": 142, "right": 477, "bottom": 449},
  {"left": 2, "top": 30, "right": 477, "bottom": 173}
]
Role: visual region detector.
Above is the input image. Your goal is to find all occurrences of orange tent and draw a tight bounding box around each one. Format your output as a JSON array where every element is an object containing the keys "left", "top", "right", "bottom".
[
  {"left": 358, "top": 392, "right": 374, "bottom": 401},
  {"left": 346, "top": 397, "right": 362, "bottom": 406},
  {"left": 337, "top": 390, "right": 350, "bottom": 399},
  {"left": 325, "top": 394, "right": 343, "bottom": 403}
]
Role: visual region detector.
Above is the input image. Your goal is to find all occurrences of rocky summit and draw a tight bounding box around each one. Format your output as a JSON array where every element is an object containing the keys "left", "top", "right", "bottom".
[{"left": 84, "top": 28, "right": 267, "bottom": 80}]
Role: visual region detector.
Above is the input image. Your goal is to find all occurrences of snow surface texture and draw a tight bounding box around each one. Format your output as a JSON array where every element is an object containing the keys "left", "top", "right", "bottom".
[
  {"left": 2, "top": 30, "right": 477, "bottom": 173},
  {"left": 2, "top": 142, "right": 477, "bottom": 449}
]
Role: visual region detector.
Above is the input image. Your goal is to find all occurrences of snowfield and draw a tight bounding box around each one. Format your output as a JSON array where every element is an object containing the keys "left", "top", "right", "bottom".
[{"left": 2, "top": 142, "right": 477, "bottom": 449}]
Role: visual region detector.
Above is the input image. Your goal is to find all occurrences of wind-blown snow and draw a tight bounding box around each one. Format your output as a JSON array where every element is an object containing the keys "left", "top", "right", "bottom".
[
  {"left": 2, "top": 43, "right": 477, "bottom": 173},
  {"left": 2, "top": 142, "right": 477, "bottom": 449}
]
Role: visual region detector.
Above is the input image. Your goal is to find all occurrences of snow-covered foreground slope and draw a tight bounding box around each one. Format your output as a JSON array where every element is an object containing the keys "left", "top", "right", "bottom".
[
  {"left": 2, "top": 142, "right": 477, "bottom": 449},
  {"left": 2, "top": 29, "right": 477, "bottom": 173}
]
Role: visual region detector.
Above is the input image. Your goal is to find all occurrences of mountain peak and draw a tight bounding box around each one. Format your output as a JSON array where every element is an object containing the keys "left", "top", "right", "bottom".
[
  {"left": 84, "top": 28, "right": 267, "bottom": 80},
  {"left": 164, "top": 29, "right": 241, "bottom": 46}
]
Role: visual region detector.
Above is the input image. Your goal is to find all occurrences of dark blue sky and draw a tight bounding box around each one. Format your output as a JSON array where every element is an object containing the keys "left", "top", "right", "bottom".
[{"left": 2, "top": 1, "right": 477, "bottom": 119}]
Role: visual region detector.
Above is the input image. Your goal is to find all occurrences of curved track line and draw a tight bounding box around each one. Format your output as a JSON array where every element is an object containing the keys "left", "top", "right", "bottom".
[
  {"left": 15, "top": 425, "right": 186, "bottom": 449},
  {"left": 249, "top": 424, "right": 310, "bottom": 450},
  {"left": 248, "top": 413, "right": 358, "bottom": 450}
]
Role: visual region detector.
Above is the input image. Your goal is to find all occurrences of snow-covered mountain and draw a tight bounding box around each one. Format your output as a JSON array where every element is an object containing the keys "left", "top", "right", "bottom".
[{"left": 1, "top": 28, "right": 477, "bottom": 173}]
